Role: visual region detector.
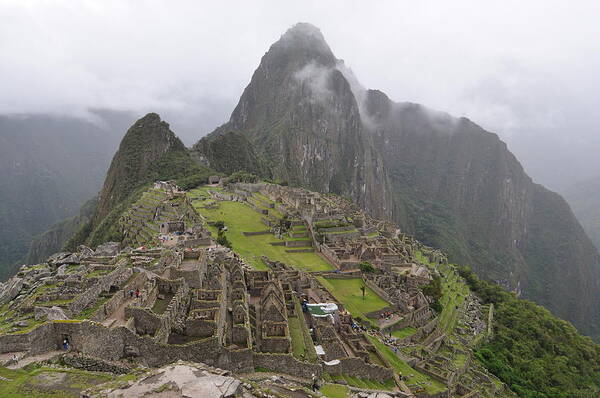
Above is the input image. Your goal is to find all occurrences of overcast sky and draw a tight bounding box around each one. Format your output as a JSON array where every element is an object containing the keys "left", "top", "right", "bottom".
[{"left": 1, "top": 0, "right": 600, "bottom": 191}]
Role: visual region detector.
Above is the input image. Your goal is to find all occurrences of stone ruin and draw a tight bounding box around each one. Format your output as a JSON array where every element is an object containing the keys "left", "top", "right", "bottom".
[{"left": 0, "top": 181, "right": 503, "bottom": 398}]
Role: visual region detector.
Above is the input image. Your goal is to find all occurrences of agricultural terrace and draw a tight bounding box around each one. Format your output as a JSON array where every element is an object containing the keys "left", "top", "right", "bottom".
[
  {"left": 438, "top": 263, "right": 469, "bottom": 332},
  {"left": 316, "top": 277, "right": 389, "bottom": 326},
  {"left": 415, "top": 251, "right": 469, "bottom": 333},
  {"left": 188, "top": 187, "right": 333, "bottom": 272},
  {"left": 366, "top": 336, "right": 447, "bottom": 395}
]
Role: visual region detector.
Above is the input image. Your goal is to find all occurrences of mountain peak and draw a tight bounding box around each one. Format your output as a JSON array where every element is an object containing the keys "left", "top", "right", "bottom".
[
  {"left": 282, "top": 22, "right": 325, "bottom": 42},
  {"left": 268, "top": 23, "right": 336, "bottom": 67}
]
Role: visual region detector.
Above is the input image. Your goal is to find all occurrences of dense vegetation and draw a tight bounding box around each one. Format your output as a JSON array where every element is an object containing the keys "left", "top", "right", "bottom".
[
  {"left": 66, "top": 113, "right": 217, "bottom": 249},
  {"left": 458, "top": 266, "right": 600, "bottom": 398},
  {"left": 421, "top": 274, "right": 443, "bottom": 313}
]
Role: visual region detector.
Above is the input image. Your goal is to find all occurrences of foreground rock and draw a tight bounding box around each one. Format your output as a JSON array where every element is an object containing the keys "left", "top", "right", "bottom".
[
  {"left": 0, "top": 277, "right": 24, "bottom": 305},
  {"left": 83, "top": 361, "right": 250, "bottom": 398},
  {"left": 34, "top": 306, "right": 68, "bottom": 321}
]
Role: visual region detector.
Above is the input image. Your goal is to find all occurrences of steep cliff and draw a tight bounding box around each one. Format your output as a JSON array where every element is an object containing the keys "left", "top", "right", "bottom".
[
  {"left": 192, "top": 23, "right": 600, "bottom": 338},
  {"left": 0, "top": 112, "right": 126, "bottom": 280},
  {"left": 564, "top": 175, "right": 600, "bottom": 251},
  {"left": 191, "top": 130, "right": 270, "bottom": 177},
  {"left": 26, "top": 196, "right": 97, "bottom": 264},
  {"left": 361, "top": 91, "right": 600, "bottom": 335},
  {"left": 72, "top": 113, "right": 205, "bottom": 247},
  {"left": 192, "top": 23, "right": 393, "bottom": 220}
]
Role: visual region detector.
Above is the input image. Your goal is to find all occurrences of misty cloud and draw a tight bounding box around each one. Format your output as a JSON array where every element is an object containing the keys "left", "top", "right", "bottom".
[
  {"left": 1, "top": 0, "right": 600, "bottom": 190},
  {"left": 294, "top": 62, "right": 334, "bottom": 105}
]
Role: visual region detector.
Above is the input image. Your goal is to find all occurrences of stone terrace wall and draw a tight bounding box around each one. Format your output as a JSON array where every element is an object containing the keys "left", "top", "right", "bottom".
[
  {"left": 1, "top": 320, "right": 255, "bottom": 373},
  {"left": 125, "top": 307, "right": 161, "bottom": 336},
  {"left": 252, "top": 352, "right": 321, "bottom": 378},
  {"left": 154, "top": 282, "right": 191, "bottom": 343},
  {"left": 67, "top": 264, "right": 133, "bottom": 315},
  {"left": 416, "top": 390, "right": 450, "bottom": 398},
  {"left": 60, "top": 353, "right": 130, "bottom": 374},
  {"left": 0, "top": 332, "right": 30, "bottom": 353},
  {"left": 91, "top": 272, "right": 148, "bottom": 322},
  {"left": 364, "top": 279, "right": 396, "bottom": 305},
  {"left": 325, "top": 357, "right": 394, "bottom": 382}
]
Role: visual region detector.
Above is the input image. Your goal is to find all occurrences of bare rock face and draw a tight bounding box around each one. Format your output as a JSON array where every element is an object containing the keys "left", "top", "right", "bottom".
[
  {"left": 0, "top": 277, "right": 24, "bottom": 305},
  {"left": 47, "top": 252, "right": 72, "bottom": 266},
  {"left": 94, "top": 242, "right": 120, "bottom": 257},
  {"left": 34, "top": 305, "right": 68, "bottom": 321},
  {"left": 78, "top": 245, "right": 94, "bottom": 259},
  {"left": 191, "top": 22, "right": 600, "bottom": 338},
  {"left": 84, "top": 361, "right": 244, "bottom": 398}
]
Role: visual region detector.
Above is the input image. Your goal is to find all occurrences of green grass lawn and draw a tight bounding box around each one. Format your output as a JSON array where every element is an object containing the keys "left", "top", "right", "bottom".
[
  {"left": 321, "top": 383, "right": 349, "bottom": 398},
  {"left": 0, "top": 366, "right": 113, "bottom": 398},
  {"left": 366, "top": 336, "right": 447, "bottom": 395},
  {"left": 391, "top": 327, "right": 417, "bottom": 339},
  {"left": 152, "top": 294, "right": 173, "bottom": 315},
  {"left": 288, "top": 316, "right": 307, "bottom": 360},
  {"left": 316, "top": 277, "right": 389, "bottom": 325},
  {"left": 188, "top": 188, "right": 333, "bottom": 272},
  {"left": 326, "top": 374, "right": 395, "bottom": 391},
  {"left": 438, "top": 268, "right": 468, "bottom": 332}
]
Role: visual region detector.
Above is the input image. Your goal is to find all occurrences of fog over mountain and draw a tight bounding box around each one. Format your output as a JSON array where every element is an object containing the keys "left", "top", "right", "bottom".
[{"left": 1, "top": 1, "right": 600, "bottom": 192}]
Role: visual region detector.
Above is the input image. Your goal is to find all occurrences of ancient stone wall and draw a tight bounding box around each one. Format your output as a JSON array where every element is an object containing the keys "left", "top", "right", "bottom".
[
  {"left": 67, "top": 265, "right": 133, "bottom": 315},
  {"left": 125, "top": 307, "right": 161, "bottom": 336},
  {"left": 252, "top": 352, "right": 321, "bottom": 378},
  {"left": 364, "top": 279, "right": 396, "bottom": 305},
  {"left": 0, "top": 332, "right": 31, "bottom": 353},
  {"left": 154, "top": 282, "right": 190, "bottom": 343},
  {"left": 181, "top": 238, "right": 211, "bottom": 247},
  {"left": 325, "top": 357, "right": 394, "bottom": 382},
  {"left": 285, "top": 240, "right": 312, "bottom": 248},
  {"left": 416, "top": 390, "right": 450, "bottom": 398},
  {"left": 243, "top": 230, "right": 272, "bottom": 236},
  {"left": 60, "top": 353, "right": 130, "bottom": 374},
  {"left": 91, "top": 272, "right": 148, "bottom": 322}
]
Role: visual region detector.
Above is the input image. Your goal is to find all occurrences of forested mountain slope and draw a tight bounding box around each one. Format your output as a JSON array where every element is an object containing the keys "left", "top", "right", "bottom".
[
  {"left": 192, "top": 23, "right": 600, "bottom": 339},
  {"left": 0, "top": 112, "right": 128, "bottom": 280}
]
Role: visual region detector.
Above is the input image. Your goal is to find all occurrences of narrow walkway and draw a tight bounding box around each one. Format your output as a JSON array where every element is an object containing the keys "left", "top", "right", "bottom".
[
  {"left": 5, "top": 350, "right": 63, "bottom": 369},
  {"left": 102, "top": 296, "right": 138, "bottom": 328}
]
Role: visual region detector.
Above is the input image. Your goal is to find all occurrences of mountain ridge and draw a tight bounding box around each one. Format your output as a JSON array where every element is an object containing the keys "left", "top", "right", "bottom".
[{"left": 192, "top": 23, "right": 600, "bottom": 338}]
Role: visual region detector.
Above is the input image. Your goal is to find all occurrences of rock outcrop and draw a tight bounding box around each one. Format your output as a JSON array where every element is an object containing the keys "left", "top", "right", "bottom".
[
  {"left": 0, "top": 277, "right": 24, "bottom": 305},
  {"left": 83, "top": 361, "right": 245, "bottom": 398},
  {"left": 34, "top": 305, "right": 68, "bottom": 321}
]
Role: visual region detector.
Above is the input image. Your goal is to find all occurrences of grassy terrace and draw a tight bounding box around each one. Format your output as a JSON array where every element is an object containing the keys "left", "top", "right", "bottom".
[
  {"left": 367, "top": 335, "right": 447, "bottom": 395},
  {"left": 152, "top": 293, "right": 174, "bottom": 315},
  {"left": 0, "top": 366, "right": 113, "bottom": 398},
  {"left": 323, "top": 373, "right": 395, "bottom": 391},
  {"left": 188, "top": 187, "right": 333, "bottom": 272},
  {"left": 437, "top": 264, "right": 469, "bottom": 332},
  {"left": 321, "top": 383, "right": 350, "bottom": 398},
  {"left": 414, "top": 251, "right": 468, "bottom": 333},
  {"left": 316, "top": 277, "right": 389, "bottom": 326},
  {"left": 391, "top": 326, "right": 417, "bottom": 339},
  {"left": 289, "top": 316, "right": 308, "bottom": 360}
]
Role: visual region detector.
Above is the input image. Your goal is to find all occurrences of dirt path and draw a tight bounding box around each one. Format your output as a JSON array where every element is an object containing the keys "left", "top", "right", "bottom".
[
  {"left": 102, "top": 296, "right": 138, "bottom": 328},
  {"left": 5, "top": 350, "right": 63, "bottom": 369}
]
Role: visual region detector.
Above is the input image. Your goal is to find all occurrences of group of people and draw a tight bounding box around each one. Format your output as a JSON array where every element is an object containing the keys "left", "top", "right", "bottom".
[
  {"left": 311, "top": 373, "right": 321, "bottom": 392},
  {"left": 379, "top": 310, "right": 396, "bottom": 321},
  {"left": 351, "top": 321, "right": 368, "bottom": 332},
  {"left": 128, "top": 288, "right": 142, "bottom": 300}
]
